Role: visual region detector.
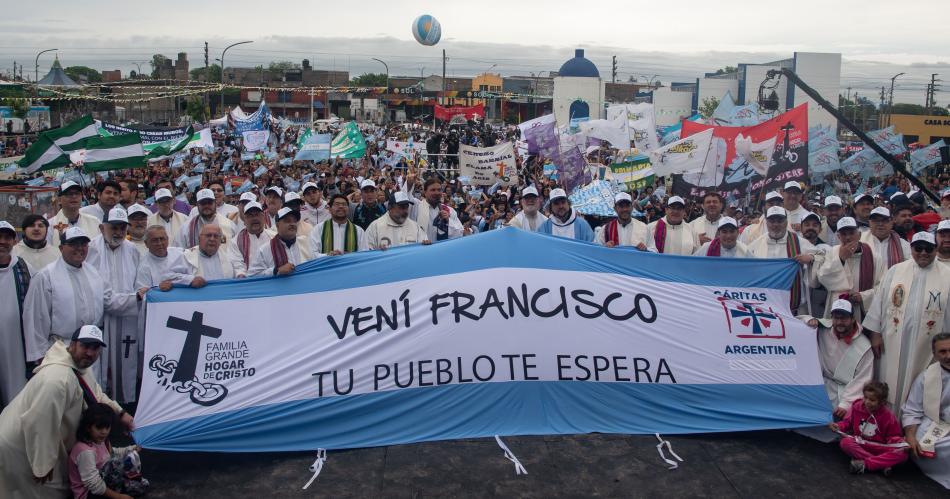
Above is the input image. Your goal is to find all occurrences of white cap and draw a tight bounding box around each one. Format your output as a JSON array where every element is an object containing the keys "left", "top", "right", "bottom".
[
  {"left": 71, "top": 325, "right": 107, "bottom": 347},
  {"left": 824, "top": 195, "right": 843, "bottom": 207},
  {"left": 667, "top": 195, "right": 685, "bottom": 206},
  {"left": 104, "top": 207, "right": 129, "bottom": 225},
  {"left": 284, "top": 191, "right": 302, "bottom": 204},
  {"left": 60, "top": 180, "right": 81, "bottom": 193},
  {"left": 550, "top": 188, "right": 568, "bottom": 201},
  {"left": 889, "top": 191, "right": 907, "bottom": 202},
  {"left": 937, "top": 219, "right": 950, "bottom": 232},
  {"left": 853, "top": 193, "right": 872, "bottom": 204},
  {"left": 869, "top": 206, "right": 891, "bottom": 218},
  {"left": 522, "top": 185, "right": 539, "bottom": 197},
  {"left": 275, "top": 206, "right": 300, "bottom": 221},
  {"left": 766, "top": 206, "right": 787, "bottom": 219},
  {"left": 239, "top": 192, "right": 257, "bottom": 203},
  {"left": 360, "top": 179, "right": 377, "bottom": 190},
  {"left": 392, "top": 191, "right": 415, "bottom": 205},
  {"left": 801, "top": 211, "right": 821, "bottom": 223},
  {"left": 783, "top": 181, "right": 803, "bottom": 191},
  {"left": 196, "top": 188, "right": 215, "bottom": 202},
  {"left": 941, "top": 188, "right": 950, "bottom": 199},
  {"left": 614, "top": 192, "right": 633, "bottom": 204},
  {"left": 155, "top": 188, "right": 173, "bottom": 201},
  {"left": 836, "top": 217, "right": 857, "bottom": 231},
  {"left": 243, "top": 201, "right": 263, "bottom": 213},
  {"left": 717, "top": 216, "right": 738, "bottom": 229},
  {"left": 0, "top": 220, "right": 16, "bottom": 234},
  {"left": 912, "top": 231, "right": 936, "bottom": 246},
  {"left": 62, "top": 226, "right": 90, "bottom": 243},
  {"left": 302, "top": 181, "right": 320, "bottom": 193},
  {"left": 765, "top": 191, "right": 783, "bottom": 202},
  {"left": 127, "top": 204, "right": 150, "bottom": 218},
  {"left": 830, "top": 299, "right": 853, "bottom": 315},
  {"left": 265, "top": 186, "right": 284, "bottom": 197}
]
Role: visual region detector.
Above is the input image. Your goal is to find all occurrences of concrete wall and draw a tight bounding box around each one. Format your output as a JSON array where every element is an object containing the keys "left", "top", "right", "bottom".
[
  {"left": 652, "top": 88, "right": 695, "bottom": 126},
  {"left": 698, "top": 77, "right": 739, "bottom": 109},
  {"left": 553, "top": 76, "right": 604, "bottom": 126},
  {"left": 790, "top": 52, "right": 841, "bottom": 130}
]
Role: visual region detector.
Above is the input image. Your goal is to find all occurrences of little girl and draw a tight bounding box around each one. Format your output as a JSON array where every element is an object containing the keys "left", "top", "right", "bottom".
[
  {"left": 68, "top": 403, "right": 149, "bottom": 499},
  {"left": 829, "top": 381, "right": 908, "bottom": 475}
]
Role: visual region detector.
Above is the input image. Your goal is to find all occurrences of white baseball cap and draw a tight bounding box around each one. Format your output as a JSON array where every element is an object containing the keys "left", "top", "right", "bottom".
[
  {"left": 550, "top": 188, "right": 568, "bottom": 201},
  {"left": 830, "top": 299, "right": 853, "bottom": 315},
  {"left": 155, "top": 188, "right": 173, "bottom": 201},
  {"left": 302, "top": 182, "right": 320, "bottom": 193},
  {"left": 391, "top": 191, "right": 415, "bottom": 205},
  {"left": 667, "top": 195, "right": 685, "bottom": 206},
  {"left": 937, "top": 219, "right": 950, "bottom": 232},
  {"left": 104, "top": 207, "right": 129, "bottom": 225},
  {"left": 941, "top": 188, "right": 950, "bottom": 199},
  {"left": 62, "top": 226, "right": 91, "bottom": 243},
  {"left": 243, "top": 201, "right": 264, "bottom": 213},
  {"left": 275, "top": 206, "right": 300, "bottom": 221},
  {"left": 239, "top": 192, "right": 257, "bottom": 203},
  {"left": 265, "top": 186, "right": 284, "bottom": 197},
  {"left": 869, "top": 206, "right": 891, "bottom": 218},
  {"left": 765, "top": 191, "right": 783, "bottom": 202},
  {"left": 912, "top": 231, "right": 936, "bottom": 246},
  {"left": 522, "top": 185, "right": 539, "bottom": 197},
  {"left": 59, "top": 180, "right": 81, "bottom": 193},
  {"left": 824, "top": 195, "right": 843, "bottom": 207},
  {"left": 766, "top": 206, "right": 787, "bottom": 219},
  {"left": 614, "top": 192, "right": 633, "bottom": 204},
  {"left": 783, "top": 181, "right": 803, "bottom": 192},
  {"left": 284, "top": 191, "right": 302, "bottom": 204},
  {"left": 853, "top": 193, "right": 872, "bottom": 204},
  {"left": 360, "top": 179, "right": 377, "bottom": 190},
  {"left": 71, "top": 325, "right": 107, "bottom": 347},
  {"left": 0, "top": 220, "right": 16, "bottom": 235},
  {"left": 836, "top": 217, "right": 857, "bottom": 231},
  {"left": 801, "top": 211, "right": 821, "bottom": 223},
  {"left": 889, "top": 191, "right": 907, "bottom": 202},
  {"left": 127, "top": 204, "right": 150, "bottom": 218},
  {"left": 718, "top": 216, "right": 738, "bottom": 229},
  {"left": 196, "top": 188, "right": 215, "bottom": 203}
]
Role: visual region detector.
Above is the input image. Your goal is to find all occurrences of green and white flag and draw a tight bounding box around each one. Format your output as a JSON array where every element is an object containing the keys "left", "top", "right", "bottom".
[
  {"left": 330, "top": 122, "right": 366, "bottom": 159},
  {"left": 145, "top": 127, "right": 213, "bottom": 161},
  {"left": 70, "top": 133, "right": 146, "bottom": 172},
  {"left": 20, "top": 115, "right": 99, "bottom": 173}
]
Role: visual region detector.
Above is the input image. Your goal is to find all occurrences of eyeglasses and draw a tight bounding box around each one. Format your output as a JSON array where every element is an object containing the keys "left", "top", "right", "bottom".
[{"left": 912, "top": 245, "right": 935, "bottom": 254}]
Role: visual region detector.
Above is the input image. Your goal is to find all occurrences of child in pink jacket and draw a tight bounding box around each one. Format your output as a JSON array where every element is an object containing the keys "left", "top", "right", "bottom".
[{"left": 829, "top": 381, "right": 908, "bottom": 475}]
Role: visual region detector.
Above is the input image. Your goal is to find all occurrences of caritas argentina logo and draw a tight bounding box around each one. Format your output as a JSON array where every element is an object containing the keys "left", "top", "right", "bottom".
[
  {"left": 717, "top": 295, "right": 786, "bottom": 340},
  {"left": 148, "top": 312, "right": 257, "bottom": 406}
]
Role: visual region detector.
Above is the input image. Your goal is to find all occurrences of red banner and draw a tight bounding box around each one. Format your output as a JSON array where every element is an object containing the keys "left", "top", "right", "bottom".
[{"left": 434, "top": 104, "right": 485, "bottom": 121}]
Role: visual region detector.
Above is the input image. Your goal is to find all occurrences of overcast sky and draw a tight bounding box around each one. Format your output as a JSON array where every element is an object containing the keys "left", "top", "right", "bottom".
[{"left": 2, "top": 0, "right": 947, "bottom": 105}]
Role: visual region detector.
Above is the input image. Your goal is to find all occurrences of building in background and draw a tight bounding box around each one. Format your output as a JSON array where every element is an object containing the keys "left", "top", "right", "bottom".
[
  {"left": 890, "top": 114, "right": 950, "bottom": 145},
  {"left": 553, "top": 49, "right": 605, "bottom": 128}
]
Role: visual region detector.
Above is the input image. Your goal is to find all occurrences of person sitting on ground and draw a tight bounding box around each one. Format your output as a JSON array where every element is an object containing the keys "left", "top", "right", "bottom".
[
  {"left": 830, "top": 380, "right": 908, "bottom": 476},
  {"left": 901, "top": 332, "right": 950, "bottom": 489},
  {"left": 68, "top": 402, "right": 148, "bottom": 499}
]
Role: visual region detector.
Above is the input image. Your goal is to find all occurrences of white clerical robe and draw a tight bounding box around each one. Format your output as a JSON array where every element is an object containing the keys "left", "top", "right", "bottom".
[
  {"left": 940, "top": 255, "right": 950, "bottom": 268},
  {"left": 247, "top": 237, "right": 312, "bottom": 277},
  {"left": 819, "top": 218, "right": 840, "bottom": 246},
  {"left": 817, "top": 324, "right": 873, "bottom": 410},
  {"left": 646, "top": 218, "right": 698, "bottom": 256},
  {"left": 863, "top": 260, "right": 950, "bottom": 410},
  {"left": 188, "top": 202, "right": 239, "bottom": 219},
  {"left": 183, "top": 247, "right": 236, "bottom": 281},
  {"left": 86, "top": 237, "right": 141, "bottom": 402},
  {"left": 46, "top": 210, "right": 100, "bottom": 248},
  {"left": 12, "top": 240, "right": 59, "bottom": 275},
  {"left": 860, "top": 231, "right": 911, "bottom": 281},
  {"left": 411, "top": 201, "right": 463, "bottom": 241},
  {"left": 785, "top": 205, "right": 808, "bottom": 226},
  {"left": 226, "top": 229, "right": 273, "bottom": 277},
  {"left": 147, "top": 210, "right": 188, "bottom": 243},
  {"left": 508, "top": 211, "right": 548, "bottom": 232},
  {"left": 817, "top": 245, "right": 878, "bottom": 322},
  {"left": 22, "top": 258, "right": 105, "bottom": 362},
  {"left": 308, "top": 220, "right": 369, "bottom": 257},
  {"left": 748, "top": 232, "right": 817, "bottom": 259},
  {"left": 79, "top": 203, "right": 110, "bottom": 221},
  {"left": 902, "top": 366, "right": 950, "bottom": 489},
  {"left": 365, "top": 212, "right": 430, "bottom": 250},
  {"left": 175, "top": 213, "right": 235, "bottom": 249},
  {"left": 0, "top": 256, "right": 31, "bottom": 405},
  {"left": 692, "top": 241, "right": 753, "bottom": 257},
  {"left": 135, "top": 247, "right": 195, "bottom": 290},
  {"left": 595, "top": 219, "right": 649, "bottom": 247},
  {"left": 301, "top": 201, "right": 330, "bottom": 227},
  {"left": 688, "top": 215, "right": 721, "bottom": 242}
]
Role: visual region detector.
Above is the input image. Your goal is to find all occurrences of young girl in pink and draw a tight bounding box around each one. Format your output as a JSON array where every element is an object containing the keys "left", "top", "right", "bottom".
[
  {"left": 68, "top": 403, "right": 144, "bottom": 499},
  {"left": 829, "top": 381, "right": 909, "bottom": 475}
]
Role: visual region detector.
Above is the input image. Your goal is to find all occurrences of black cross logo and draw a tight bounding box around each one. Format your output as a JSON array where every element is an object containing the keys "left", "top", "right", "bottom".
[
  {"left": 166, "top": 312, "right": 222, "bottom": 383},
  {"left": 122, "top": 336, "right": 136, "bottom": 359}
]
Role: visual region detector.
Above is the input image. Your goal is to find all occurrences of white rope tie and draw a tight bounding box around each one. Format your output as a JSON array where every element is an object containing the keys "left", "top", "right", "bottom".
[
  {"left": 834, "top": 430, "right": 909, "bottom": 449},
  {"left": 495, "top": 435, "right": 528, "bottom": 475},
  {"left": 655, "top": 434, "right": 684, "bottom": 470},
  {"left": 302, "top": 448, "right": 327, "bottom": 490}
]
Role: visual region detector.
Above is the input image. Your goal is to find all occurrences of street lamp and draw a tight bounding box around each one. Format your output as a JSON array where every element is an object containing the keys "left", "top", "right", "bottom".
[
  {"left": 34, "top": 48, "right": 57, "bottom": 92},
  {"left": 130, "top": 61, "right": 147, "bottom": 78},
  {"left": 220, "top": 40, "right": 253, "bottom": 113},
  {"left": 486, "top": 64, "right": 497, "bottom": 75},
  {"left": 886, "top": 72, "right": 905, "bottom": 127},
  {"left": 371, "top": 58, "right": 389, "bottom": 90}
]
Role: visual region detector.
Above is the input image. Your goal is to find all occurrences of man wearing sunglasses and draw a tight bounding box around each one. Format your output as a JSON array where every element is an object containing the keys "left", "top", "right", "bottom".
[{"left": 863, "top": 232, "right": 950, "bottom": 416}]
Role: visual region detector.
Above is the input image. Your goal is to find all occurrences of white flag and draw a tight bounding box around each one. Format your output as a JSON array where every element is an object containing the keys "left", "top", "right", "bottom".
[
  {"left": 578, "top": 114, "right": 630, "bottom": 150},
  {"left": 242, "top": 130, "right": 269, "bottom": 152},
  {"left": 649, "top": 128, "right": 713, "bottom": 176},
  {"left": 734, "top": 133, "right": 777, "bottom": 176}
]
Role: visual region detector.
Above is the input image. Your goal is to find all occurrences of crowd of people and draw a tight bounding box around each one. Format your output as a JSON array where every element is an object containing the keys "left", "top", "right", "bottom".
[{"left": 2, "top": 116, "right": 950, "bottom": 497}]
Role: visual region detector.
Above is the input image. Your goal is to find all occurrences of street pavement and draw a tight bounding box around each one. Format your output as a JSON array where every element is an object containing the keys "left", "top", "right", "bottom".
[{"left": 135, "top": 430, "right": 947, "bottom": 497}]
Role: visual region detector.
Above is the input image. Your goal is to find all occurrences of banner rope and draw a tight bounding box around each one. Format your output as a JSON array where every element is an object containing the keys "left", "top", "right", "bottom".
[
  {"left": 301, "top": 448, "right": 327, "bottom": 490},
  {"left": 654, "top": 433, "right": 684, "bottom": 470},
  {"left": 494, "top": 435, "right": 528, "bottom": 475}
]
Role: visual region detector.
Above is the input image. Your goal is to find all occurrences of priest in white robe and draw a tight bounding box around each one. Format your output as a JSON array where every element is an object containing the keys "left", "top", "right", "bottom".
[
  {"left": 126, "top": 204, "right": 151, "bottom": 255},
  {"left": 687, "top": 191, "right": 724, "bottom": 244},
  {"left": 183, "top": 224, "right": 238, "bottom": 281},
  {"left": 86, "top": 208, "right": 142, "bottom": 402},
  {"left": 135, "top": 226, "right": 196, "bottom": 292},
  {"left": 0, "top": 221, "right": 32, "bottom": 406},
  {"left": 365, "top": 193, "right": 431, "bottom": 250},
  {"left": 748, "top": 207, "right": 818, "bottom": 314},
  {"left": 408, "top": 178, "right": 463, "bottom": 242},
  {"left": 864, "top": 232, "right": 950, "bottom": 412},
  {"left": 938, "top": 219, "right": 950, "bottom": 267},
  {"left": 507, "top": 186, "right": 548, "bottom": 232},
  {"left": 12, "top": 214, "right": 58, "bottom": 274},
  {"left": 147, "top": 188, "right": 187, "bottom": 243},
  {"left": 308, "top": 194, "right": 368, "bottom": 257},
  {"left": 176, "top": 188, "right": 234, "bottom": 249},
  {"left": 860, "top": 206, "right": 911, "bottom": 278},
  {"left": 739, "top": 191, "right": 784, "bottom": 245},
  {"left": 46, "top": 181, "right": 100, "bottom": 248},
  {"left": 226, "top": 201, "right": 273, "bottom": 277},
  {"left": 647, "top": 196, "right": 698, "bottom": 255},
  {"left": 817, "top": 217, "right": 878, "bottom": 322},
  {"left": 248, "top": 208, "right": 312, "bottom": 277},
  {"left": 693, "top": 217, "right": 752, "bottom": 257},
  {"left": 595, "top": 192, "right": 648, "bottom": 249},
  {"left": 901, "top": 333, "right": 950, "bottom": 489}
]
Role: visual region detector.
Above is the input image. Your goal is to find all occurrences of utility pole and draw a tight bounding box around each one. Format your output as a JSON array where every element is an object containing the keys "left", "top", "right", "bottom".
[
  {"left": 879, "top": 86, "right": 886, "bottom": 127},
  {"left": 441, "top": 49, "right": 446, "bottom": 106},
  {"left": 927, "top": 73, "right": 941, "bottom": 111},
  {"left": 611, "top": 56, "right": 617, "bottom": 83},
  {"left": 887, "top": 72, "right": 904, "bottom": 127},
  {"left": 204, "top": 41, "right": 210, "bottom": 115}
]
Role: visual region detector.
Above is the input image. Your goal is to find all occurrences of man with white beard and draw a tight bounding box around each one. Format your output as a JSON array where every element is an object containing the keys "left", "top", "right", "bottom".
[
  {"left": 184, "top": 224, "right": 238, "bottom": 280},
  {"left": 135, "top": 225, "right": 200, "bottom": 293},
  {"left": 748, "top": 207, "right": 817, "bottom": 314},
  {"left": 507, "top": 186, "right": 548, "bottom": 232},
  {"left": 86, "top": 207, "right": 141, "bottom": 402}
]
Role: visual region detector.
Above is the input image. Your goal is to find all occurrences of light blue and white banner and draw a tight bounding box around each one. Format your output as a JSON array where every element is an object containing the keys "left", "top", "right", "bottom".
[
  {"left": 134, "top": 228, "right": 829, "bottom": 452},
  {"left": 294, "top": 132, "right": 332, "bottom": 162},
  {"left": 233, "top": 101, "right": 270, "bottom": 134},
  {"left": 910, "top": 140, "right": 945, "bottom": 174}
]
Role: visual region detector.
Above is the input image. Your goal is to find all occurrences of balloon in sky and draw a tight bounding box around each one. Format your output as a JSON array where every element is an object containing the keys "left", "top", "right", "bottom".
[{"left": 412, "top": 15, "right": 442, "bottom": 46}]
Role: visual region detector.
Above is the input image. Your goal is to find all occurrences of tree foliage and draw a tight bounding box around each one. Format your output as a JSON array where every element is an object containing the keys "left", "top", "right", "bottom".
[
  {"left": 190, "top": 64, "right": 221, "bottom": 83},
  {"left": 185, "top": 96, "right": 209, "bottom": 123},
  {"left": 350, "top": 73, "right": 388, "bottom": 87},
  {"left": 698, "top": 97, "right": 719, "bottom": 118},
  {"left": 890, "top": 103, "right": 949, "bottom": 116},
  {"left": 713, "top": 66, "right": 737, "bottom": 75},
  {"left": 268, "top": 61, "right": 299, "bottom": 72},
  {"left": 150, "top": 54, "right": 170, "bottom": 78},
  {"left": 1, "top": 98, "right": 29, "bottom": 119},
  {"left": 64, "top": 66, "right": 102, "bottom": 83}
]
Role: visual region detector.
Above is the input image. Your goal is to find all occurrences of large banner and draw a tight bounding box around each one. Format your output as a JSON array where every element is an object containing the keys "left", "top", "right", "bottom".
[
  {"left": 459, "top": 142, "right": 518, "bottom": 186},
  {"left": 294, "top": 129, "right": 332, "bottom": 162},
  {"left": 434, "top": 104, "right": 484, "bottom": 122},
  {"left": 134, "top": 229, "right": 829, "bottom": 452},
  {"left": 330, "top": 122, "right": 367, "bottom": 159},
  {"left": 98, "top": 121, "right": 189, "bottom": 144},
  {"left": 673, "top": 104, "right": 809, "bottom": 199},
  {"left": 232, "top": 101, "right": 271, "bottom": 134}
]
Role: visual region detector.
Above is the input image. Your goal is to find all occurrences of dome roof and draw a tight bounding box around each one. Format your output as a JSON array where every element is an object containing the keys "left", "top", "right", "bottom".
[{"left": 558, "top": 49, "right": 599, "bottom": 78}]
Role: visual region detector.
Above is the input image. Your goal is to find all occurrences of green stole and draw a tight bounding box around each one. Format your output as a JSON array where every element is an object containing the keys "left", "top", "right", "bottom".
[{"left": 321, "top": 220, "right": 358, "bottom": 254}]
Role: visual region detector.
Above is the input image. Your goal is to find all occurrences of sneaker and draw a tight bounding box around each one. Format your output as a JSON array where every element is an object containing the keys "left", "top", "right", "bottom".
[
  {"left": 883, "top": 467, "right": 892, "bottom": 477},
  {"left": 849, "top": 459, "right": 866, "bottom": 474}
]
